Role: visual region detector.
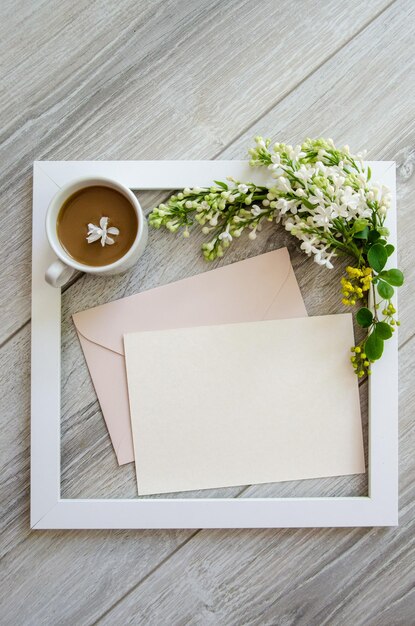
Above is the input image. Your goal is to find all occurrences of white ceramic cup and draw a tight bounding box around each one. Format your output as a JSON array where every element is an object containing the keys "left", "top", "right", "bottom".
[{"left": 45, "top": 176, "right": 148, "bottom": 287}]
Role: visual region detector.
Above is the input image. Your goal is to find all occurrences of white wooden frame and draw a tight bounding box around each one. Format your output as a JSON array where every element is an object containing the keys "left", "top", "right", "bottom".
[{"left": 31, "top": 160, "right": 398, "bottom": 529}]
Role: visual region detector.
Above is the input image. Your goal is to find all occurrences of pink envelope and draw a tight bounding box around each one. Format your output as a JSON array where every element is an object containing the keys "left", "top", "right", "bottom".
[{"left": 73, "top": 248, "right": 307, "bottom": 465}]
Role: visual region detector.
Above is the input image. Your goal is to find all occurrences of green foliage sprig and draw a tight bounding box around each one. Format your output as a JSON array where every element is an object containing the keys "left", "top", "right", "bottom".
[{"left": 149, "top": 138, "right": 403, "bottom": 375}]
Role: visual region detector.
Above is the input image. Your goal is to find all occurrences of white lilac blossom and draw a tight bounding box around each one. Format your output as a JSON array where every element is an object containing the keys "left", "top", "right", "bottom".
[
  {"left": 150, "top": 137, "right": 395, "bottom": 267},
  {"left": 87, "top": 217, "right": 119, "bottom": 246},
  {"left": 149, "top": 137, "right": 404, "bottom": 376}
]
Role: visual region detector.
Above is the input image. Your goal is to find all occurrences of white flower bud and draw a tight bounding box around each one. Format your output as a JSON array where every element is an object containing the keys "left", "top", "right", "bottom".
[
  {"left": 248, "top": 230, "right": 257, "bottom": 240},
  {"left": 185, "top": 201, "right": 193, "bottom": 209},
  {"left": 202, "top": 226, "right": 210, "bottom": 234}
]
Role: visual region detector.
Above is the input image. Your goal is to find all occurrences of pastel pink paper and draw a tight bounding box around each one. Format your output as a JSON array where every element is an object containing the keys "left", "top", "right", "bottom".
[{"left": 73, "top": 248, "right": 307, "bottom": 464}]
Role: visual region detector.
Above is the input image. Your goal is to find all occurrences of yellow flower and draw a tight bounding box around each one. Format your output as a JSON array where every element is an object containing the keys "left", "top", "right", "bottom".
[
  {"left": 346, "top": 266, "right": 365, "bottom": 278},
  {"left": 341, "top": 266, "right": 372, "bottom": 303}
]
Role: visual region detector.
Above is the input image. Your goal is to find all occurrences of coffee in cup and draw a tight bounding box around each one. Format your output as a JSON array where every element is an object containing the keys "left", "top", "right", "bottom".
[
  {"left": 57, "top": 186, "right": 138, "bottom": 267},
  {"left": 45, "top": 177, "right": 148, "bottom": 287}
]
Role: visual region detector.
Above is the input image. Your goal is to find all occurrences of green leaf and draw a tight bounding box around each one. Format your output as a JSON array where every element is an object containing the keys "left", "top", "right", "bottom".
[
  {"left": 214, "top": 180, "right": 228, "bottom": 190},
  {"left": 365, "top": 332, "right": 384, "bottom": 361},
  {"left": 367, "top": 166, "right": 372, "bottom": 181},
  {"left": 353, "top": 226, "right": 369, "bottom": 240},
  {"left": 377, "top": 279, "right": 394, "bottom": 299},
  {"left": 367, "top": 243, "right": 388, "bottom": 272},
  {"left": 377, "top": 227, "right": 389, "bottom": 237},
  {"left": 356, "top": 307, "right": 373, "bottom": 328},
  {"left": 385, "top": 244, "right": 395, "bottom": 257},
  {"left": 376, "top": 239, "right": 387, "bottom": 246},
  {"left": 381, "top": 268, "right": 404, "bottom": 287},
  {"left": 374, "top": 322, "right": 393, "bottom": 340},
  {"left": 368, "top": 230, "right": 381, "bottom": 243}
]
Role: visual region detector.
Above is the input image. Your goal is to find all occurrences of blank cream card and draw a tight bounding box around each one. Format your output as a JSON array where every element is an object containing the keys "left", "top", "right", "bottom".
[{"left": 124, "top": 314, "right": 365, "bottom": 495}]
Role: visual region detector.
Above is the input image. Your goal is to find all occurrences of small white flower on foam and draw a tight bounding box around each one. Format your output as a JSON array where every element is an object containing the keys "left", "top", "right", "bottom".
[{"left": 87, "top": 217, "right": 119, "bottom": 247}]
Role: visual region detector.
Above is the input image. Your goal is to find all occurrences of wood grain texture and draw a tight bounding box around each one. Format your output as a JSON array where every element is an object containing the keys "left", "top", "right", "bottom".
[
  {"left": 88, "top": 340, "right": 415, "bottom": 626},
  {"left": 1, "top": 0, "right": 414, "bottom": 624},
  {"left": 0, "top": 0, "right": 393, "bottom": 343}
]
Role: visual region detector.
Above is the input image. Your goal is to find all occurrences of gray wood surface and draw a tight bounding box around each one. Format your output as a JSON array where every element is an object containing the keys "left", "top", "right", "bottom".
[{"left": 1, "top": 0, "right": 414, "bottom": 624}]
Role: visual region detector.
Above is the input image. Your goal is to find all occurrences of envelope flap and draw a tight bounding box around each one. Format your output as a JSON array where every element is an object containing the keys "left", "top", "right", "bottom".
[{"left": 73, "top": 248, "right": 293, "bottom": 356}]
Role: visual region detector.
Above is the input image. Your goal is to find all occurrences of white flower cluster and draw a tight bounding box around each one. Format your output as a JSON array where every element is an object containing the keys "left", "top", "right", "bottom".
[
  {"left": 149, "top": 180, "right": 271, "bottom": 260},
  {"left": 149, "top": 137, "right": 401, "bottom": 378},
  {"left": 247, "top": 137, "right": 392, "bottom": 269},
  {"left": 149, "top": 137, "right": 391, "bottom": 265}
]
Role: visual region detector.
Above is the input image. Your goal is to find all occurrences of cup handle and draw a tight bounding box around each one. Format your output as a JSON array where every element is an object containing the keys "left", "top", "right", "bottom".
[{"left": 45, "top": 260, "right": 76, "bottom": 288}]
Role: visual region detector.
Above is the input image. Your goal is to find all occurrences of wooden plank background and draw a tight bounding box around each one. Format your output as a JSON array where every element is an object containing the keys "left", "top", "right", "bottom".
[{"left": 1, "top": 0, "right": 414, "bottom": 623}]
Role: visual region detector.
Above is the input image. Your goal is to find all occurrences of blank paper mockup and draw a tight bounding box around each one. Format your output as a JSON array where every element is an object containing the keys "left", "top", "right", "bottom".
[
  {"left": 124, "top": 314, "right": 365, "bottom": 495},
  {"left": 73, "top": 248, "right": 307, "bottom": 465}
]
